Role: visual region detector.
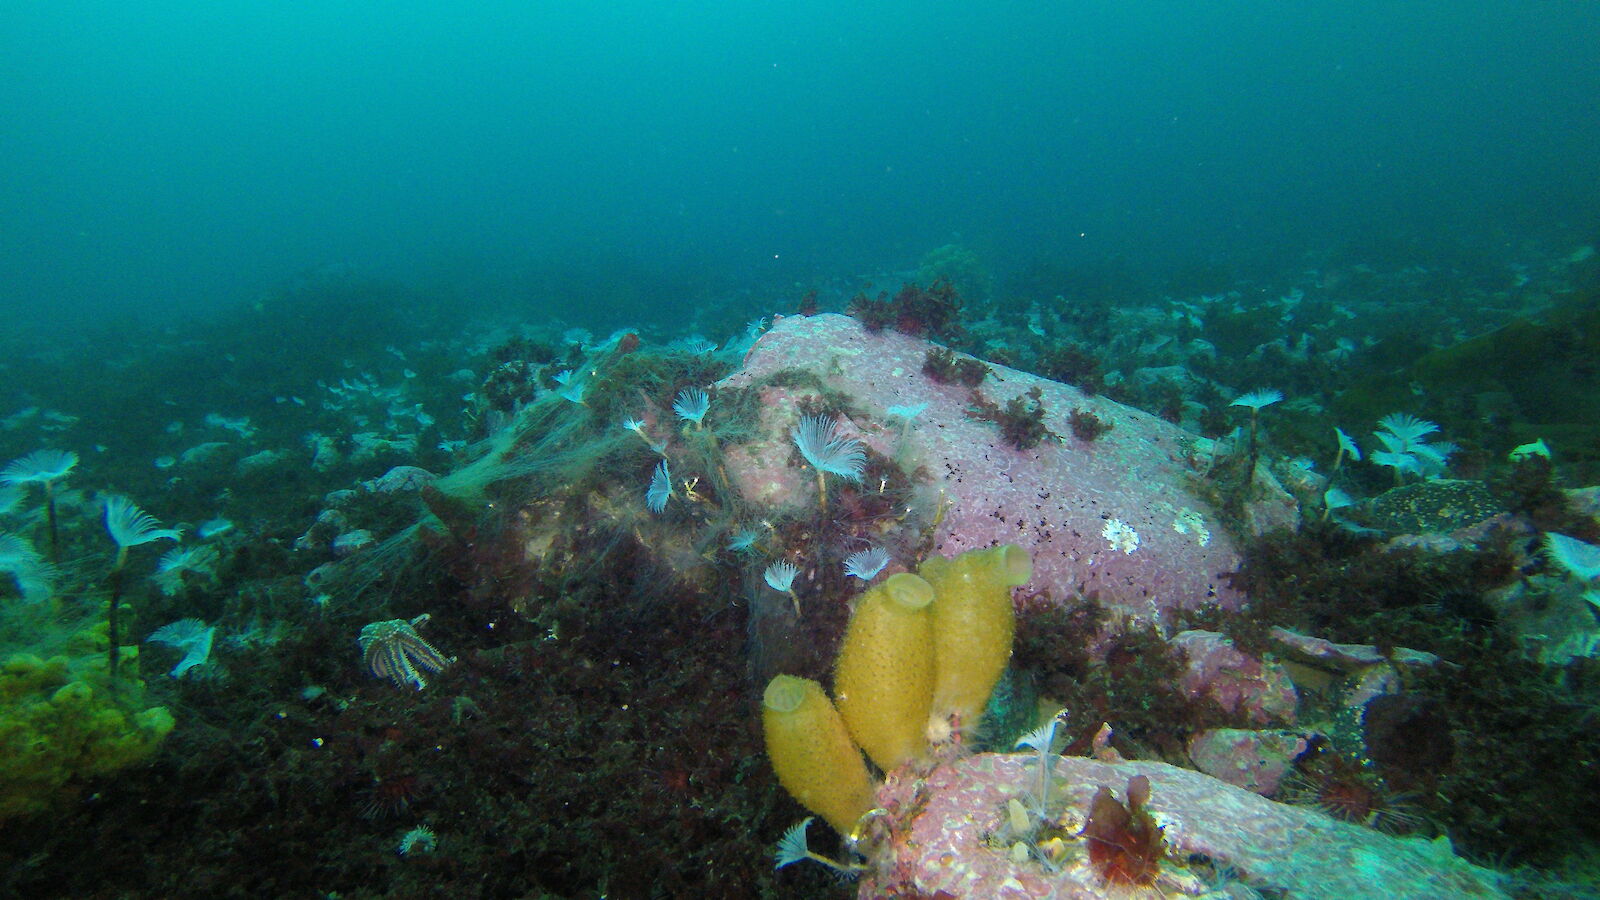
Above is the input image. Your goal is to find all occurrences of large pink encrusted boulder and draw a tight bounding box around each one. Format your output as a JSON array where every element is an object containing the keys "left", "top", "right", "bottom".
[
  {"left": 861, "top": 753, "right": 1506, "bottom": 899},
  {"left": 719, "top": 315, "right": 1291, "bottom": 617}
]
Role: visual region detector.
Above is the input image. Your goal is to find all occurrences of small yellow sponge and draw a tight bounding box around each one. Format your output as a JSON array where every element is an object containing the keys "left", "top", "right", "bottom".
[
  {"left": 921, "top": 544, "right": 1032, "bottom": 739},
  {"left": 762, "top": 674, "right": 875, "bottom": 837},
  {"left": 833, "top": 572, "right": 936, "bottom": 772}
]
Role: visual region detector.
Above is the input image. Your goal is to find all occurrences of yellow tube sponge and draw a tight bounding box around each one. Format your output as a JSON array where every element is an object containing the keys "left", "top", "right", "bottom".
[
  {"left": 832, "top": 572, "right": 936, "bottom": 772},
  {"left": 920, "top": 544, "right": 1032, "bottom": 740},
  {"left": 762, "top": 674, "right": 876, "bottom": 838}
]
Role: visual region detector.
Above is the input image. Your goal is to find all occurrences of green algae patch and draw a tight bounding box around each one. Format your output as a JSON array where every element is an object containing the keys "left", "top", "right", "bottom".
[{"left": 1334, "top": 295, "right": 1600, "bottom": 460}]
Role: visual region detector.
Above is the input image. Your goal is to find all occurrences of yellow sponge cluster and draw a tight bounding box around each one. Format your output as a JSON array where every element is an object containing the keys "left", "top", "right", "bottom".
[
  {"left": 0, "top": 648, "right": 174, "bottom": 821},
  {"left": 761, "top": 544, "right": 1032, "bottom": 836}
]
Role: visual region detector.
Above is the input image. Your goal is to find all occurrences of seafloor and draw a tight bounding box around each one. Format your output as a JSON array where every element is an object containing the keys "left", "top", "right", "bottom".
[{"left": 1, "top": 241, "right": 1598, "bottom": 899}]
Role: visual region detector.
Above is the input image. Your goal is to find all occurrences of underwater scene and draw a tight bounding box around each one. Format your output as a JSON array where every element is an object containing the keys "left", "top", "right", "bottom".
[{"left": 2, "top": 2, "right": 1599, "bottom": 899}]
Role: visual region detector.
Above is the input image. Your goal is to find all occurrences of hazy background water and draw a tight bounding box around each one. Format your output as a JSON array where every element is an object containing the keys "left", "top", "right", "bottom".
[{"left": 4, "top": 0, "right": 1597, "bottom": 333}]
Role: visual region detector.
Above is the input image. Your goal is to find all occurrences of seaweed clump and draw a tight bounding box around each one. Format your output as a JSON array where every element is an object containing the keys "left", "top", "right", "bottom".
[
  {"left": 1037, "top": 341, "right": 1104, "bottom": 394},
  {"left": 1492, "top": 453, "right": 1600, "bottom": 542},
  {"left": 1011, "top": 599, "right": 1233, "bottom": 761},
  {"left": 969, "top": 387, "right": 1057, "bottom": 451},
  {"left": 921, "top": 347, "right": 990, "bottom": 388},
  {"left": 1361, "top": 692, "right": 1454, "bottom": 790},
  {"left": 849, "top": 278, "right": 965, "bottom": 342},
  {"left": 1081, "top": 775, "right": 1164, "bottom": 885},
  {"left": 998, "top": 389, "right": 1053, "bottom": 451},
  {"left": 1067, "top": 408, "right": 1111, "bottom": 443}
]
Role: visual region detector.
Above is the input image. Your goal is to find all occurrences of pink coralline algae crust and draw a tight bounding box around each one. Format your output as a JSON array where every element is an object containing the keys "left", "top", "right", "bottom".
[
  {"left": 1172, "top": 630, "right": 1299, "bottom": 726},
  {"left": 1186, "top": 728, "right": 1308, "bottom": 795},
  {"left": 862, "top": 754, "right": 1507, "bottom": 900},
  {"left": 719, "top": 315, "right": 1286, "bottom": 615}
]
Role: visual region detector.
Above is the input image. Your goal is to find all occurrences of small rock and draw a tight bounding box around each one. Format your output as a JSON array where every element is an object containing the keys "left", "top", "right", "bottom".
[
  {"left": 1173, "top": 630, "right": 1298, "bottom": 726},
  {"left": 333, "top": 529, "right": 376, "bottom": 557},
  {"left": 363, "top": 465, "right": 437, "bottom": 494},
  {"left": 1187, "top": 728, "right": 1308, "bottom": 795}
]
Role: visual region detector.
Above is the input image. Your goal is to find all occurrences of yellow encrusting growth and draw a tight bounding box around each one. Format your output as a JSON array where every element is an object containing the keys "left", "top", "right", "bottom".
[
  {"left": 0, "top": 649, "right": 174, "bottom": 821},
  {"left": 832, "top": 572, "right": 936, "bottom": 772},
  {"left": 921, "top": 544, "right": 1032, "bottom": 740},
  {"left": 761, "top": 674, "right": 875, "bottom": 838}
]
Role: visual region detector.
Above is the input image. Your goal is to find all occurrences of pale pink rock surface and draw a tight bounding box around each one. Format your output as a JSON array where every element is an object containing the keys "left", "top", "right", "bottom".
[
  {"left": 860, "top": 753, "right": 1507, "bottom": 899},
  {"left": 719, "top": 314, "right": 1286, "bottom": 616},
  {"left": 1186, "top": 728, "right": 1308, "bottom": 795}
]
